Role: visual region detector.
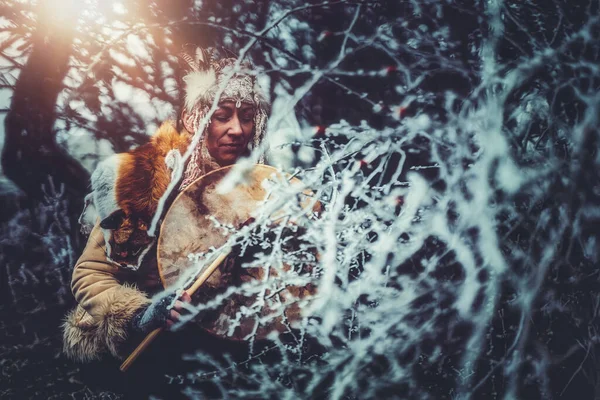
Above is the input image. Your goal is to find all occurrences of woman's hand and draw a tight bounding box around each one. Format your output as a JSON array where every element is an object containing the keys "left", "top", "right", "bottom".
[
  {"left": 166, "top": 291, "right": 192, "bottom": 328},
  {"left": 131, "top": 290, "right": 192, "bottom": 334}
]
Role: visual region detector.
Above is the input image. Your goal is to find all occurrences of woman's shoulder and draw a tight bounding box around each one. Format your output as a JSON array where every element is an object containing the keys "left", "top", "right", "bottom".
[
  {"left": 80, "top": 121, "right": 191, "bottom": 232},
  {"left": 149, "top": 120, "right": 192, "bottom": 156},
  {"left": 116, "top": 122, "right": 190, "bottom": 217}
]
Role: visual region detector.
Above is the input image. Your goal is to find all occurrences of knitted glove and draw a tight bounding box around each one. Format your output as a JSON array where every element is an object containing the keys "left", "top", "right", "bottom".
[{"left": 130, "top": 291, "right": 179, "bottom": 334}]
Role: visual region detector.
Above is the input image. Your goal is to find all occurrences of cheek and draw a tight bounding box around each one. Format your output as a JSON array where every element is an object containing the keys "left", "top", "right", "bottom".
[
  {"left": 206, "top": 125, "right": 222, "bottom": 145},
  {"left": 243, "top": 123, "right": 255, "bottom": 140}
]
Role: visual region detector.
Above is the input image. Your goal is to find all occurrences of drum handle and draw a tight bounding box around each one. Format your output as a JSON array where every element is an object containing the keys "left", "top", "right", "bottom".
[{"left": 120, "top": 247, "right": 232, "bottom": 372}]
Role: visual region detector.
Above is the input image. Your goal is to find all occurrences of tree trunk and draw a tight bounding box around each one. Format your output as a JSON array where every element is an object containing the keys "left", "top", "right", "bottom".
[{"left": 2, "top": 1, "right": 89, "bottom": 210}]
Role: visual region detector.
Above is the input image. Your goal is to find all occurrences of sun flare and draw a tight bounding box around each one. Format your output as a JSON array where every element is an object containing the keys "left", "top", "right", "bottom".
[{"left": 40, "top": 0, "right": 92, "bottom": 22}]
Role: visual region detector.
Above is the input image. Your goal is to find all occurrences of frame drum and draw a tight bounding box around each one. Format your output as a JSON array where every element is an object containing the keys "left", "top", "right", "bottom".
[{"left": 157, "top": 164, "right": 318, "bottom": 341}]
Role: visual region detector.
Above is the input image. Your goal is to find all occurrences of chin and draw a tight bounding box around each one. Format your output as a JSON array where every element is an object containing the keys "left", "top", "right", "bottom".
[
  {"left": 216, "top": 157, "right": 235, "bottom": 166},
  {"left": 218, "top": 153, "right": 242, "bottom": 166}
]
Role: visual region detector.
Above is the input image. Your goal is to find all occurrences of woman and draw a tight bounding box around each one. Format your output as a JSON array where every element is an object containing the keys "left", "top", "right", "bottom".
[{"left": 62, "top": 47, "right": 270, "bottom": 362}]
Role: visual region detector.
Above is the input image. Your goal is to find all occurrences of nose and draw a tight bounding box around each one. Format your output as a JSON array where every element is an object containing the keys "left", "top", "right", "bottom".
[{"left": 227, "top": 113, "right": 243, "bottom": 136}]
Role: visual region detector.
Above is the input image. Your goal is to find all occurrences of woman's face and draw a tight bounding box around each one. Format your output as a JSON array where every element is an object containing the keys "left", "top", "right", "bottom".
[{"left": 206, "top": 101, "right": 255, "bottom": 166}]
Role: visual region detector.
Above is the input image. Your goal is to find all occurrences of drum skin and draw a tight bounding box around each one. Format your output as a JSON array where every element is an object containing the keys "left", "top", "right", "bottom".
[{"left": 157, "top": 164, "right": 318, "bottom": 341}]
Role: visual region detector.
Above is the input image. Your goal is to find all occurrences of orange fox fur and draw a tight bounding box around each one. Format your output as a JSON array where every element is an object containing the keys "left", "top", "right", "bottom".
[{"left": 115, "top": 122, "right": 191, "bottom": 220}]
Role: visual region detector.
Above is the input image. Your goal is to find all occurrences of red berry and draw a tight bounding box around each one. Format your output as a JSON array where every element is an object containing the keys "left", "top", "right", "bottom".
[{"left": 318, "top": 31, "right": 332, "bottom": 42}]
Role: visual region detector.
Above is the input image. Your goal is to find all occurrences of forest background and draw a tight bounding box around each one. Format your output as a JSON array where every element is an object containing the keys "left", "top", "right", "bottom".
[{"left": 0, "top": 0, "right": 599, "bottom": 398}]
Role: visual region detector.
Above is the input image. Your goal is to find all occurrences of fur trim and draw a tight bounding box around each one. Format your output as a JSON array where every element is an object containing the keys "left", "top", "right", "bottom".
[
  {"left": 183, "top": 69, "right": 216, "bottom": 112},
  {"left": 97, "top": 285, "right": 152, "bottom": 358},
  {"left": 62, "top": 305, "right": 104, "bottom": 362},
  {"left": 62, "top": 285, "right": 151, "bottom": 362},
  {"left": 78, "top": 193, "right": 97, "bottom": 235},
  {"left": 91, "top": 154, "right": 122, "bottom": 222}
]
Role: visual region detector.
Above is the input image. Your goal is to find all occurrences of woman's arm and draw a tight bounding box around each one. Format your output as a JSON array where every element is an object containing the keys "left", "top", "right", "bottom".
[
  {"left": 64, "top": 223, "right": 151, "bottom": 361},
  {"left": 64, "top": 223, "right": 191, "bottom": 361},
  {"left": 71, "top": 223, "right": 150, "bottom": 317}
]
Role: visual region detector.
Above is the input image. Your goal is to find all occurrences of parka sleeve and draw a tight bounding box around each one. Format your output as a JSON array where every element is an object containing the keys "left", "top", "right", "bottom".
[
  {"left": 63, "top": 223, "right": 151, "bottom": 361},
  {"left": 71, "top": 223, "right": 136, "bottom": 316}
]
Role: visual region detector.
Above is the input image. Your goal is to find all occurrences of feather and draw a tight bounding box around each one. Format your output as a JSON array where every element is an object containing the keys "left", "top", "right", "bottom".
[
  {"left": 180, "top": 52, "right": 199, "bottom": 72},
  {"left": 183, "top": 68, "right": 216, "bottom": 111},
  {"left": 195, "top": 47, "right": 211, "bottom": 69}
]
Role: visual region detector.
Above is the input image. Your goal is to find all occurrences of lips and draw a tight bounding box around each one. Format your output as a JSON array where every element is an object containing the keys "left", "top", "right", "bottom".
[{"left": 219, "top": 143, "right": 245, "bottom": 153}]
